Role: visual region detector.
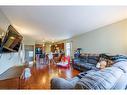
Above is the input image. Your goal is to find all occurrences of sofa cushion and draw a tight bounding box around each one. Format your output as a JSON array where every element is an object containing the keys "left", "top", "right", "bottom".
[
  {"left": 113, "top": 59, "right": 127, "bottom": 63},
  {"left": 111, "top": 55, "right": 127, "bottom": 63},
  {"left": 112, "top": 61, "right": 127, "bottom": 73},
  {"left": 74, "top": 61, "right": 82, "bottom": 65},
  {"left": 51, "top": 77, "right": 74, "bottom": 89},
  {"left": 88, "top": 56, "right": 99, "bottom": 60},
  {"left": 87, "top": 58, "right": 98, "bottom": 64},
  {"left": 80, "top": 56, "right": 88, "bottom": 63},
  {"left": 80, "top": 58, "right": 87, "bottom": 63},
  {"left": 111, "top": 73, "right": 127, "bottom": 89},
  {"left": 87, "top": 56, "right": 99, "bottom": 64},
  {"left": 80, "top": 63, "right": 96, "bottom": 70},
  {"left": 74, "top": 59, "right": 80, "bottom": 63}
]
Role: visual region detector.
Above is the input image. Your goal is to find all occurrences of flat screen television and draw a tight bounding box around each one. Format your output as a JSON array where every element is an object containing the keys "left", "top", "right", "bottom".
[{"left": 1, "top": 25, "right": 23, "bottom": 52}]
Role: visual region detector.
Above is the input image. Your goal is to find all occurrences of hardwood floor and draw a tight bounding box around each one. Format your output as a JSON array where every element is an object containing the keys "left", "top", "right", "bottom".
[{"left": 0, "top": 62, "right": 80, "bottom": 89}]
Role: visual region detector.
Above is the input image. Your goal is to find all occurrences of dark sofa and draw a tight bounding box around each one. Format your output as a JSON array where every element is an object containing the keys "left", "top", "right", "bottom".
[{"left": 72, "top": 54, "right": 100, "bottom": 71}]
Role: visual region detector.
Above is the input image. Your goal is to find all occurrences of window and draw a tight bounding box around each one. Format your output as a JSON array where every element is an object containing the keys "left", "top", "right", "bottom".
[{"left": 29, "top": 51, "right": 34, "bottom": 57}]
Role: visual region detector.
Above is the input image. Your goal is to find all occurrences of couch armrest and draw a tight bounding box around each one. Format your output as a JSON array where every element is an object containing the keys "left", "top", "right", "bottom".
[{"left": 50, "top": 77, "right": 74, "bottom": 89}]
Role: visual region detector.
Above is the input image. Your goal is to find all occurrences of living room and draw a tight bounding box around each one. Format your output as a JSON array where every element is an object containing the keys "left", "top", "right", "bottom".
[{"left": 0, "top": 1, "right": 127, "bottom": 95}]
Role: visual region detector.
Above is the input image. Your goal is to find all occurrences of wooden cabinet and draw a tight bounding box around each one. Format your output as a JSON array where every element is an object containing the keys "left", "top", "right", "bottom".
[{"left": 51, "top": 43, "right": 64, "bottom": 52}]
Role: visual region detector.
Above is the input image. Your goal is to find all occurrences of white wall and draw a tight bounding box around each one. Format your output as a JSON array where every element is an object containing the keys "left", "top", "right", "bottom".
[
  {"left": 0, "top": 9, "right": 10, "bottom": 31},
  {"left": 70, "top": 19, "right": 127, "bottom": 55},
  {"left": 0, "top": 10, "right": 23, "bottom": 75},
  {"left": 23, "top": 35, "right": 35, "bottom": 45}
]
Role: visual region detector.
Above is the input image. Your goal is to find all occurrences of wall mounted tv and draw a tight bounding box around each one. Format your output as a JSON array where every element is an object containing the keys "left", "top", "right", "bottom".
[{"left": 1, "top": 25, "right": 23, "bottom": 53}]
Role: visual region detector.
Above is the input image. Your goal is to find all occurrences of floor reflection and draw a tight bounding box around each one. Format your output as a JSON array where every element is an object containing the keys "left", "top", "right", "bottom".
[{"left": 4, "top": 61, "right": 80, "bottom": 89}]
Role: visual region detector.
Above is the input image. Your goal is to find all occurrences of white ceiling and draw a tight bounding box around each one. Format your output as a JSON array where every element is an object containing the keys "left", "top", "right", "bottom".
[{"left": 1, "top": 6, "right": 127, "bottom": 42}]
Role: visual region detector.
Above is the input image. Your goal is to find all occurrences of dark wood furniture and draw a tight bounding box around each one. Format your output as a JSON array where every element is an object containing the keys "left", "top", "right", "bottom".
[{"left": 51, "top": 43, "right": 64, "bottom": 53}]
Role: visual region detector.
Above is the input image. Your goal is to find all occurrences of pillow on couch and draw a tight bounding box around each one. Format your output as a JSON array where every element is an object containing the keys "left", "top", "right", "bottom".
[{"left": 112, "top": 61, "right": 127, "bottom": 73}]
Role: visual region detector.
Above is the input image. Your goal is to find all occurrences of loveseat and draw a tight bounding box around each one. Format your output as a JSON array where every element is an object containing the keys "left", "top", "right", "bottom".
[{"left": 51, "top": 55, "right": 127, "bottom": 89}]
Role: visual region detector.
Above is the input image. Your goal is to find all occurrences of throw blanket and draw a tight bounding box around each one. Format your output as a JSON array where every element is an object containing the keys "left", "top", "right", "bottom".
[{"left": 75, "top": 61, "right": 127, "bottom": 89}]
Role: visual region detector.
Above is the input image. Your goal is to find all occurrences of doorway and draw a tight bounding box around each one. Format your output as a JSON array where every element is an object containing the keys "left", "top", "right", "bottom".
[
  {"left": 24, "top": 45, "right": 34, "bottom": 65},
  {"left": 65, "top": 42, "right": 71, "bottom": 56}
]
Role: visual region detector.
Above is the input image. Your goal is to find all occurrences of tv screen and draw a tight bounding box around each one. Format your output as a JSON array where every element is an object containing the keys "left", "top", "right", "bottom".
[{"left": 2, "top": 25, "right": 23, "bottom": 52}]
